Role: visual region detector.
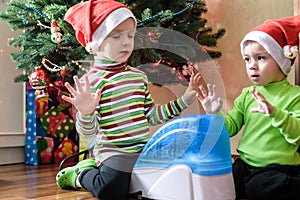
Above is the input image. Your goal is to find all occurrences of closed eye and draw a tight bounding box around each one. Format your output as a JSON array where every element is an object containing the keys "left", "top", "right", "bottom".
[
  {"left": 127, "top": 31, "right": 135, "bottom": 38},
  {"left": 112, "top": 34, "right": 121, "bottom": 39}
]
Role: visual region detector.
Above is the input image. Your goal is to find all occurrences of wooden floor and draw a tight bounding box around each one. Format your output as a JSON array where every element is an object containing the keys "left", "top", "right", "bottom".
[{"left": 0, "top": 163, "right": 100, "bottom": 200}]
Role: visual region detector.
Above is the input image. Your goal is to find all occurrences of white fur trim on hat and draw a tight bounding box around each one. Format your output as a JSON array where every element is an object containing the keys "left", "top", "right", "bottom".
[
  {"left": 85, "top": 8, "right": 136, "bottom": 52},
  {"left": 240, "top": 30, "right": 291, "bottom": 75}
]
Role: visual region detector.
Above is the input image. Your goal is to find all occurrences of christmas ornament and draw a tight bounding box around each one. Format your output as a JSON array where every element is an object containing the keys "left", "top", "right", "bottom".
[
  {"left": 177, "top": 62, "right": 197, "bottom": 83},
  {"left": 35, "top": 89, "right": 49, "bottom": 99},
  {"left": 29, "top": 66, "right": 48, "bottom": 90},
  {"left": 42, "top": 58, "right": 66, "bottom": 73},
  {"left": 50, "top": 20, "right": 63, "bottom": 43},
  {"left": 60, "top": 67, "right": 67, "bottom": 75},
  {"left": 37, "top": 19, "right": 63, "bottom": 43},
  {"left": 147, "top": 30, "right": 160, "bottom": 43}
]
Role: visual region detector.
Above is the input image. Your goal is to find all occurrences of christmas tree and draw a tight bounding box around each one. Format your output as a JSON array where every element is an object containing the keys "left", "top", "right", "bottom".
[
  {"left": 0, "top": 0, "right": 225, "bottom": 165},
  {"left": 0, "top": 0, "right": 225, "bottom": 86}
]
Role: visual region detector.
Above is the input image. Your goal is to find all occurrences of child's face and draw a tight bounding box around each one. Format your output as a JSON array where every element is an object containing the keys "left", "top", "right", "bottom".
[
  {"left": 98, "top": 18, "right": 136, "bottom": 63},
  {"left": 243, "top": 41, "right": 286, "bottom": 86}
]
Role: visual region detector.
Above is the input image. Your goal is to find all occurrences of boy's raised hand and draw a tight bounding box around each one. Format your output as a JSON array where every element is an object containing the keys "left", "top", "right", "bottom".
[
  {"left": 62, "top": 75, "right": 102, "bottom": 116},
  {"left": 197, "top": 83, "right": 223, "bottom": 114},
  {"left": 250, "top": 88, "right": 274, "bottom": 114},
  {"left": 182, "top": 71, "right": 203, "bottom": 105}
]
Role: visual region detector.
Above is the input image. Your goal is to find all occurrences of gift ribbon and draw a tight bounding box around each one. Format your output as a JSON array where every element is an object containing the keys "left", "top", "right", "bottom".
[
  {"left": 48, "top": 112, "right": 67, "bottom": 137},
  {"left": 36, "top": 97, "right": 49, "bottom": 118}
]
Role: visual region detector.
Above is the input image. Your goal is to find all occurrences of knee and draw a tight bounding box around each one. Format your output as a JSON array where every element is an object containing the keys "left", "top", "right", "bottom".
[
  {"left": 245, "top": 171, "right": 288, "bottom": 200},
  {"left": 95, "top": 185, "right": 129, "bottom": 200},
  {"left": 94, "top": 172, "right": 131, "bottom": 200}
]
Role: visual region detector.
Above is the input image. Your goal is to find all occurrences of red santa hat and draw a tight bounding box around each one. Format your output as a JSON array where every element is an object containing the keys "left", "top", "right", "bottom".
[
  {"left": 240, "top": 15, "right": 300, "bottom": 75},
  {"left": 64, "top": 0, "right": 136, "bottom": 52}
]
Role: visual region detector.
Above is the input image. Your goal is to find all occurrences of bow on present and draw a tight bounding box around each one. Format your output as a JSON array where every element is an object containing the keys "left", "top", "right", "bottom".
[
  {"left": 62, "top": 141, "right": 74, "bottom": 157},
  {"left": 48, "top": 112, "right": 68, "bottom": 137}
]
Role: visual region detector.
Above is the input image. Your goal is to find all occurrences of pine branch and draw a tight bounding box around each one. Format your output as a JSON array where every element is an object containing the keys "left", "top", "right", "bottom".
[{"left": 0, "top": 0, "right": 225, "bottom": 85}]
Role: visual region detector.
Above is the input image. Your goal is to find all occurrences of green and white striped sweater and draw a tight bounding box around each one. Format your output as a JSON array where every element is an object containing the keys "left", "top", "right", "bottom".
[{"left": 76, "top": 62, "right": 188, "bottom": 166}]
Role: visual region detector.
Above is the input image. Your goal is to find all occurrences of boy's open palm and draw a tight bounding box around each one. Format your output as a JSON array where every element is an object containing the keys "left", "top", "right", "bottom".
[
  {"left": 197, "top": 84, "right": 223, "bottom": 114},
  {"left": 250, "top": 88, "right": 274, "bottom": 114},
  {"left": 62, "top": 75, "right": 102, "bottom": 116}
]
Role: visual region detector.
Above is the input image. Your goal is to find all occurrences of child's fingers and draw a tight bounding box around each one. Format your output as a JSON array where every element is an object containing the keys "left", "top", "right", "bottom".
[
  {"left": 251, "top": 88, "right": 265, "bottom": 102},
  {"left": 94, "top": 89, "right": 102, "bottom": 102},
  {"left": 212, "top": 84, "right": 218, "bottom": 98},
  {"left": 194, "top": 72, "right": 202, "bottom": 81},
  {"left": 84, "top": 76, "right": 90, "bottom": 92},
  {"left": 190, "top": 73, "right": 202, "bottom": 90},
  {"left": 208, "top": 84, "right": 213, "bottom": 97},
  {"left": 73, "top": 75, "right": 83, "bottom": 93},
  {"left": 64, "top": 82, "right": 77, "bottom": 97},
  {"left": 196, "top": 93, "right": 203, "bottom": 102},
  {"left": 61, "top": 95, "right": 74, "bottom": 104},
  {"left": 217, "top": 97, "right": 223, "bottom": 109},
  {"left": 199, "top": 85, "right": 207, "bottom": 97},
  {"left": 189, "top": 63, "right": 198, "bottom": 74}
]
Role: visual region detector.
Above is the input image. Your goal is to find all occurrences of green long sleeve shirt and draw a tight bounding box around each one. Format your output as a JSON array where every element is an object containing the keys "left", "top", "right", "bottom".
[{"left": 224, "top": 79, "right": 300, "bottom": 167}]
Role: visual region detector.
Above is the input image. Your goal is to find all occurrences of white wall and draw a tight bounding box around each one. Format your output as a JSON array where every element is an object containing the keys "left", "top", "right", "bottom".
[{"left": 0, "top": 1, "right": 25, "bottom": 164}]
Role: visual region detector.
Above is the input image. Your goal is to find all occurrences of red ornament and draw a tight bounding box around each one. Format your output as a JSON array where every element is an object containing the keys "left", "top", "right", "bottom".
[
  {"left": 176, "top": 70, "right": 186, "bottom": 81},
  {"left": 147, "top": 31, "right": 159, "bottom": 43},
  {"left": 60, "top": 67, "right": 67, "bottom": 75},
  {"left": 29, "top": 66, "right": 48, "bottom": 90},
  {"left": 51, "top": 20, "right": 60, "bottom": 32}
]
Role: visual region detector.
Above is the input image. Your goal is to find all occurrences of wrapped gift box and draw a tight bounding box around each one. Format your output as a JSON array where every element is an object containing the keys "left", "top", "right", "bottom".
[
  {"left": 25, "top": 84, "right": 79, "bottom": 165},
  {"left": 36, "top": 136, "right": 54, "bottom": 164},
  {"left": 54, "top": 137, "right": 78, "bottom": 164}
]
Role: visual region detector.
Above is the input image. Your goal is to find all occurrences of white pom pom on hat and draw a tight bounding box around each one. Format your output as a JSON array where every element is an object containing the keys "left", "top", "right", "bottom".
[
  {"left": 64, "top": 0, "right": 136, "bottom": 53},
  {"left": 240, "top": 15, "right": 300, "bottom": 75}
]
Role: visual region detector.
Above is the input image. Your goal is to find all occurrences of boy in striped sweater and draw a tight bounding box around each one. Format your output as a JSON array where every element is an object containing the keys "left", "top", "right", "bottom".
[{"left": 56, "top": 1, "right": 202, "bottom": 199}]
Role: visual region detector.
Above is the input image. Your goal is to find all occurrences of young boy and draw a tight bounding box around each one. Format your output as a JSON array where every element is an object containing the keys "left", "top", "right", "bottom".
[
  {"left": 56, "top": 0, "right": 202, "bottom": 199},
  {"left": 198, "top": 15, "right": 300, "bottom": 200}
]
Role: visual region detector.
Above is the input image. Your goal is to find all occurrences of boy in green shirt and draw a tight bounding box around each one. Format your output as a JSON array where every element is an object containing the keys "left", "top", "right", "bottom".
[{"left": 198, "top": 15, "right": 300, "bottom": 199}]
